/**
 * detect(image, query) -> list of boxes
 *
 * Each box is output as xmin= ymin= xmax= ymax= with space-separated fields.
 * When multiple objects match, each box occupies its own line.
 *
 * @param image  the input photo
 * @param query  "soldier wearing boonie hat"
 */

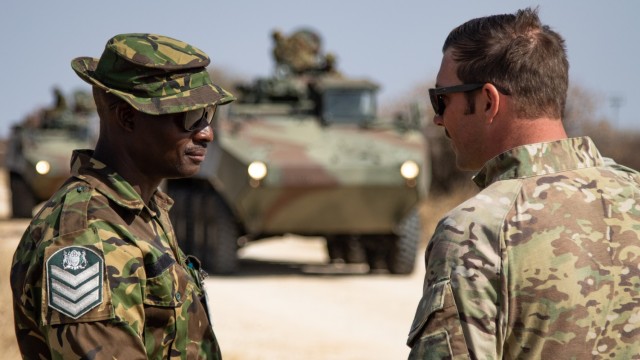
xmin=11 ymin=33 xmax=233 ymax=359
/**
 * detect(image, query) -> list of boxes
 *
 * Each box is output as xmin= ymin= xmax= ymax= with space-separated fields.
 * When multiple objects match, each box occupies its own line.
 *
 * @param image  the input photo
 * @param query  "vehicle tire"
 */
xmin=386 ymin=209 xmax=421 ymax=275
xmin=168 ymin=181 xmax=194 ymax=255
xmin=325 ymin=236 xmax=345 ymax=263
xmin=190 ymin=186 xmax=210 ymax=259
xmin=201 ymin=188 xmax=239 ymax=274
xmin=362 ymin=236 xmax=388 ymax=272
xmin=343 ymin=236 xmax=367 ymax=264
xmin=10 ymin=174 xmax=37 ymax=218
xmin=325 ymin=235 xmax=367 ymax=264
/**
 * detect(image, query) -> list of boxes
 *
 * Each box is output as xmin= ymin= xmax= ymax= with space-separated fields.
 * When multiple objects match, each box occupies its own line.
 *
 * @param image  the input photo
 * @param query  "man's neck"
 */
xmin=491 ymin=116 xmax=568 ymax=158
xmin=93 ymin=142 xmax=160 ymax=204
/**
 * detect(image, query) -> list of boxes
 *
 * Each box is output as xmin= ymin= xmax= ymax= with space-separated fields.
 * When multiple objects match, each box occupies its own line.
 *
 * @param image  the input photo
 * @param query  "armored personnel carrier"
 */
xmin=166 ymin=29 xmax=429 ymax=274
xmin=5 ymin=88 xmax=98 ymax=218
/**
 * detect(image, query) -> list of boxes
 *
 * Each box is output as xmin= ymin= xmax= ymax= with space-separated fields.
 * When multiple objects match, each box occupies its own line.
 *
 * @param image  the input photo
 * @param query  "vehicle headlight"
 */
xmin=400 ymin=160 xmax=419 ymax=180
xmin=35 ymin=160 xmax=51 ymax=175
xmin=248 ymin=161 xmax=268 ymax=181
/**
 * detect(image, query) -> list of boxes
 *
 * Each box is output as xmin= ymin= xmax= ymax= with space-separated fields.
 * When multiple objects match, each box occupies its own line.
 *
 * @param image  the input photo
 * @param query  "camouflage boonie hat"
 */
xmin=71 ymin=33 xmax=235 ymax=115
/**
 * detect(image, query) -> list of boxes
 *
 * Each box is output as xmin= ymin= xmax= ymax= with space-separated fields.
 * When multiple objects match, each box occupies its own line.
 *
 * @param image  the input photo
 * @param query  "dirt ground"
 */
xmin=1 ymin=219 xmax=28 ymax=360
xmin=0 ymin=168 xmax=473 ymax=359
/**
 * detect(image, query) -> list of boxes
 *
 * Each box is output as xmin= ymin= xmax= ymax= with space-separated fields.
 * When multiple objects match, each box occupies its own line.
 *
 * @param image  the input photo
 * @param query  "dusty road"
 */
xmin=0 ymin=170 xmax=427 ymax=360
xmin=208 ymin=238 xmax=425 ymax=360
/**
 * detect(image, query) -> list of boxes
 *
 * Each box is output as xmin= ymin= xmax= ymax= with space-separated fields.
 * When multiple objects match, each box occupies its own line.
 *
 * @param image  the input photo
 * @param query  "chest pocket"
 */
xmin=142 ymin=254 xmax=200 ymax=359
xmin=143 ymin=253 xmax=197 ymax=307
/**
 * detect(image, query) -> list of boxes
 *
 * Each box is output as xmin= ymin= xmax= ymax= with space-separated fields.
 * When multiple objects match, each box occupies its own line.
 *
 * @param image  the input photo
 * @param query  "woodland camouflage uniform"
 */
xmin=407 ymin=137 xmax=640 ymax=359
xmin=12 ymin=151 xmax=221 ymax=359
xmin=11 ymin=33 xmax=234 ymax=359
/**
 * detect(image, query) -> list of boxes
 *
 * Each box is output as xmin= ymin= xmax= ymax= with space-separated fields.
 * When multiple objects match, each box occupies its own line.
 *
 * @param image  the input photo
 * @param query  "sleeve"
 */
xmin=38 ymin=227 xmax=149 ymax=359
xmin=45 ymin=322 xmax=147 ymax=359
xmin=13 ymin=184 xmax=150 ymax=359
xmin=407 ymin=214 xmax=502 ymax=360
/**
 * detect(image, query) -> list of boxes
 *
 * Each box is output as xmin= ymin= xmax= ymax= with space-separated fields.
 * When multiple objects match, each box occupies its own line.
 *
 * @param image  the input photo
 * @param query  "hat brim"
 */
xmin=71 ymin=56 xmax=235 ymax=115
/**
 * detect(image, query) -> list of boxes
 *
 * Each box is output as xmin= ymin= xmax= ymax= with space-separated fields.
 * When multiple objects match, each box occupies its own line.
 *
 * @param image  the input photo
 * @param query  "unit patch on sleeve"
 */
xmin=46 ymin=246 xmax=104 ymax=319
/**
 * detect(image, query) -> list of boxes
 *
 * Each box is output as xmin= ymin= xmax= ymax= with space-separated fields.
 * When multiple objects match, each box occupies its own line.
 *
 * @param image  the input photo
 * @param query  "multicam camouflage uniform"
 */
xmin=11 ymin=150 xmax=221 ymax=359
xmin=407 ymin=137 xmax=640 ymax=359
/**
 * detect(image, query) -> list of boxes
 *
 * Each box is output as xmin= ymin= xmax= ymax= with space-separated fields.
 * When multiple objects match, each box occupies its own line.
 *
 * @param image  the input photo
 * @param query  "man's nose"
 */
xmin=193 ymin=124 xmax=214 ymax=142
xmin=432 ymin=114 xmax=444 ymax=127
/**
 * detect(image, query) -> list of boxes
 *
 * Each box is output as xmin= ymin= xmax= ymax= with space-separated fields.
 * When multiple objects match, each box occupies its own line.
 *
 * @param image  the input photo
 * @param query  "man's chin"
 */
xmin=173 ymin=164 xmax=201 ymax=179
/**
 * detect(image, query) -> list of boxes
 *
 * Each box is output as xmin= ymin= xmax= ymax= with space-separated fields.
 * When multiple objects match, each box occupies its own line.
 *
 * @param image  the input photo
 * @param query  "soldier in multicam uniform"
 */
xmin=10 ymin=33 xmax=235 ymax=359
xmin=407 ymin=8 xmax=640 ymax=360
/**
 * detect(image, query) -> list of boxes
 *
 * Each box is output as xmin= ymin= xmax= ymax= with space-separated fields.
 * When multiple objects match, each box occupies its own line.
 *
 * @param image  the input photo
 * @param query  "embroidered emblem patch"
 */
xmin=46 ymin=246 xmax=103 ymax=319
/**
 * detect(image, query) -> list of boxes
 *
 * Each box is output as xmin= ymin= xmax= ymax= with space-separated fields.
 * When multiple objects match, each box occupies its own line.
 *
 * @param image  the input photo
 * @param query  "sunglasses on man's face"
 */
xmin=428 ymin=83 xmax=485 ymax=116
xmin=183 ymin=105 xmax=217 ymax=132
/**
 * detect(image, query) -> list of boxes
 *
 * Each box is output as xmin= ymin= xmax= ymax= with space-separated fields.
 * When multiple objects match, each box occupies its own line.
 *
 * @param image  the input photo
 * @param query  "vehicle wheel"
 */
xmin=201 ymin=188 xmax=239 ymax=274
xmin=190 ymin=185 xmax=212 ymax=259
xmin=325 ymin=235 xmax=367 ymax=264
xmin=168 ymin=181 xmax=194 ymax=255
xmin=10 ymin=174 xmax=37 ymax=218
xmin=386 ymin=209 xmax=421 ymax=275
xmin=362 ymin=236 xmax=388 ymax=272
xmin=325 ymin=236 xmax=345 ymax=263
xmin=343 ymin=236 xmax=367 ymax=264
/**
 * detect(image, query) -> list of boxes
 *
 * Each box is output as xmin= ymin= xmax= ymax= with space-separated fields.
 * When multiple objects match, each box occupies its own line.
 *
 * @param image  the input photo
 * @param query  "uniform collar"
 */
xmin=473 ymin=137 xmax=604 ymax=188
xmin=70 ymin=149 xmax=173 ymax=214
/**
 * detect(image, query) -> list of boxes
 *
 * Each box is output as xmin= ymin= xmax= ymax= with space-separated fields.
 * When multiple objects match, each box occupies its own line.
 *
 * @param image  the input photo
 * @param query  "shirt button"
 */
xmin=175 ymin=292 xmax=181 ymax=301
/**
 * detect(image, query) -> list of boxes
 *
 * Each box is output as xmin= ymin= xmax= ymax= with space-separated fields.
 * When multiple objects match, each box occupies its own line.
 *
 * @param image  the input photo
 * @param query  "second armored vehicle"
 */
xmin=5 ymin=88 xmax=98 ymax=218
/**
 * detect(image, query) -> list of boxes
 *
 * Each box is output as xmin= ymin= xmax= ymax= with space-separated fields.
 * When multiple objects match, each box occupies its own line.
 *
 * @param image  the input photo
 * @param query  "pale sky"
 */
xmin=2 ymin=1 xmax=638 ymax=137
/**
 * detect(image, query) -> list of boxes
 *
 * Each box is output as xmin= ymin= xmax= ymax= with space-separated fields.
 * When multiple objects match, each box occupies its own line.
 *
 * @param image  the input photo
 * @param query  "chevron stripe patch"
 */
xmin=46 ymin=246 xmax=104 ymax=319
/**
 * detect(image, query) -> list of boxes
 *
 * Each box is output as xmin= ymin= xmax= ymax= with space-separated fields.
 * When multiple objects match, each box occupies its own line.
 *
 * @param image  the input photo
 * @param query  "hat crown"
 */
xmin=105 ymin=33 xmax=211 ymax=70
xmin=91 ymin=34 xmax=214 ymax=100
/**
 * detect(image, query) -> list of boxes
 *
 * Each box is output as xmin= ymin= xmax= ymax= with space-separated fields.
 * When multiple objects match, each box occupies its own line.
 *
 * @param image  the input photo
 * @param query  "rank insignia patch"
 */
xmin=46 ymin=246 xmax=104 ymax=319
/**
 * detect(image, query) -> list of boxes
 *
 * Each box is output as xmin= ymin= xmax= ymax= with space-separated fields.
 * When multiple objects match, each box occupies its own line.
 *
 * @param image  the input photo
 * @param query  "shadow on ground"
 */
xmin=210 ymin=257 xmax=405 ymax=278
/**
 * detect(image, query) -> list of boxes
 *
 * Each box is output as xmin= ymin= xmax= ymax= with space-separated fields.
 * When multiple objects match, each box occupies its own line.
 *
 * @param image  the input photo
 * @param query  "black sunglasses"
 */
xmin=428 ymin=83 xmax=485 ymax=116
xmin=183 ymin=105 xmax=217 ymax=132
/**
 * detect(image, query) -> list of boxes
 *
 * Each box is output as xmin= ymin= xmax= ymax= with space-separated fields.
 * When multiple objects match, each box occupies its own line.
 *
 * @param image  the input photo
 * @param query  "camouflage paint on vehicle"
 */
xmin=211 ymin=106 xmax=426 ymax=235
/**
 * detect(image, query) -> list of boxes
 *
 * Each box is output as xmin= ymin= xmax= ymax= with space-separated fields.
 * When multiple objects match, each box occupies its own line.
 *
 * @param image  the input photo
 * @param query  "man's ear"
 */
xmin=115 ymin=103 xmax=135 ymax=131
xmin=483 ymin=84 xmax=501 ymax=124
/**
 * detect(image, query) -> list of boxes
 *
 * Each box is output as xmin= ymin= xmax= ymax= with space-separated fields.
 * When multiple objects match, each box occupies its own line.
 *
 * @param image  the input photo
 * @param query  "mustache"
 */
xmin=185 ymin=143 xmax=208 ymax=155
xmin=186 ymin=143 xmax=208 ymax=150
